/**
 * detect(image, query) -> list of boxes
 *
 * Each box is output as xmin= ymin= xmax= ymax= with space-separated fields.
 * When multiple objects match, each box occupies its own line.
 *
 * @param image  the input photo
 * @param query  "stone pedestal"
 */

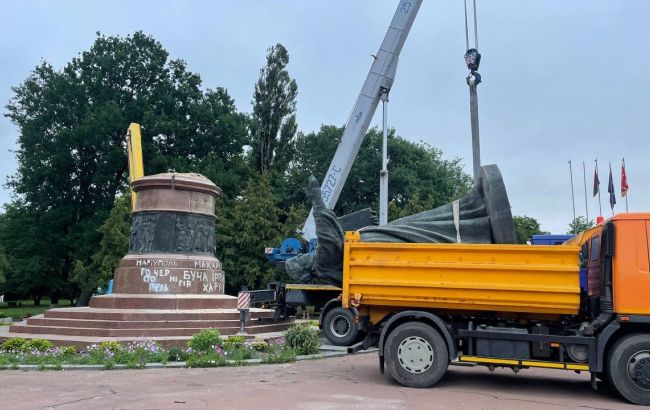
xmin=113 ymin=254 xmax=224 ymax=295
xmin=91 ymin=173 xmax=228 ymax=309
xmin=5 ymin=173 xmax=291 ymax=347
xmin=116 ymin=173 xmax=224 ymax=295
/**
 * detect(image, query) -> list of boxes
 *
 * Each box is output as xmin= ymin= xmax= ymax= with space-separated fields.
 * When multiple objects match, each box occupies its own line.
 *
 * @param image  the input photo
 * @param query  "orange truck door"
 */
xmin=613 ymin=219 xmax=650 ymax=314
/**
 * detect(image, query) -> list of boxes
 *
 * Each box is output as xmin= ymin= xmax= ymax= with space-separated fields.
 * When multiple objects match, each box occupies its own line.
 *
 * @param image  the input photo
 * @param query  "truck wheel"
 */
xmin=323 ymin=307 xmax=359 ymax=346
xmin=384 ymin=322 xmax=449 ymax=388
xmin=607 ymin=333 xmax=650 ymax=405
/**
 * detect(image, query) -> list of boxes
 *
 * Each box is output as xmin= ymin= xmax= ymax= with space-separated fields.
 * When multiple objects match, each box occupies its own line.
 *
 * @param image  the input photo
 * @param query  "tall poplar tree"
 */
xmin=250 ymin=44 xmax=298 ymax=173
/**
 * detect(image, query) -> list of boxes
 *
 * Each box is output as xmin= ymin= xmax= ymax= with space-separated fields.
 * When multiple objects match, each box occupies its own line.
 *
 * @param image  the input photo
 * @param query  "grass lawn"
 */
xmin=0 ymin=299 xmax=73 ymax=320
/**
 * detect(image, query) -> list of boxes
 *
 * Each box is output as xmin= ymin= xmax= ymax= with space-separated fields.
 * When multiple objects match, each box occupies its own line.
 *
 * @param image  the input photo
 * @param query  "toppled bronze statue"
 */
xmin=286 ymin=164 xmax=517 ymax=286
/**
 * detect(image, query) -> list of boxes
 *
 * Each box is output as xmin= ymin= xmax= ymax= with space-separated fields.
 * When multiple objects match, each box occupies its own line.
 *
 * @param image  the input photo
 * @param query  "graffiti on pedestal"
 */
xmin=135 ymin=258 xmax=224 ymax=294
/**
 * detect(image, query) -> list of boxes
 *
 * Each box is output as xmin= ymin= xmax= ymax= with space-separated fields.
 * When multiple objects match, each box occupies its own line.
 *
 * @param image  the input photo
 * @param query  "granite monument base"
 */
xmin=5 ymin=294 xmax=289 ymax=348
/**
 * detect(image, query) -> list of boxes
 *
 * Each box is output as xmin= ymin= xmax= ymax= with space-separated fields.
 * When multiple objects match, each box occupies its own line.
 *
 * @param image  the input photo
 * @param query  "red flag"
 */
xmin=621 ymin=160 xmax=629 ymax=197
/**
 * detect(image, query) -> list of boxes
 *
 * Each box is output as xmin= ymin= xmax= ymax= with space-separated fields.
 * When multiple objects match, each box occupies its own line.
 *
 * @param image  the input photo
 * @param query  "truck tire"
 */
xmin=323 ymin=307 xmax=359 ymax=346
xmin=606 ymin=333 xmax=650 ymax=405
xmin=384 ymin=322 xmax=449 ymax=388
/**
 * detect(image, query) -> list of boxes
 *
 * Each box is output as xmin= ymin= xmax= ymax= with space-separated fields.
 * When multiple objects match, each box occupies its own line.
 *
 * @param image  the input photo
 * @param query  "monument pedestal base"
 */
xmin=5 ymin=293 xmax=291 ymax=348
xmin=2 ymin=173 xmax=294 ymax=347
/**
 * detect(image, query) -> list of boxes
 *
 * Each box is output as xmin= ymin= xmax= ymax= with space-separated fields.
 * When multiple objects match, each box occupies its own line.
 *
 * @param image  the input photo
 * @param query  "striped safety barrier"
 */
xmin=237 ymin=292 xmax=251 ymax=310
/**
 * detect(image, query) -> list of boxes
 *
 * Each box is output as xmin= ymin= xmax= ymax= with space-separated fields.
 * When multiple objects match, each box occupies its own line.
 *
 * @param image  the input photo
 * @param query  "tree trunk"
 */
xmin=33 ymin=294 xmax=41 ymax=306
xmin=50 ymin=293 xmax=60 ymax=305
xmin=76 ymin=289 xmax=93 ymax=307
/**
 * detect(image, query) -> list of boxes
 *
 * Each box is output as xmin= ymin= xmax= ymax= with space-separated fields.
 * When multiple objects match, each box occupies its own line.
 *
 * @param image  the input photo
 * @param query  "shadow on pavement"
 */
xmin=439 ymin=367 xmax=623 ymax=404
xmin=376 ymin=364 xmax=630 ymax=407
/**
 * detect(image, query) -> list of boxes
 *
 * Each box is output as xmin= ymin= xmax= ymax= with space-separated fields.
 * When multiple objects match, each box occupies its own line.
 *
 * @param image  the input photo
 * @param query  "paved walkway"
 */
xmin=0 ymin=353 xmax=634 ymax=409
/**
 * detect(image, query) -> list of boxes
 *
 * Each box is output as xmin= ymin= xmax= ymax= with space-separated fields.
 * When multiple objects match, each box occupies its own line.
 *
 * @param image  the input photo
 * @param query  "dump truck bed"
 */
xmin=342 ymin=232 xmax=581 ymax=315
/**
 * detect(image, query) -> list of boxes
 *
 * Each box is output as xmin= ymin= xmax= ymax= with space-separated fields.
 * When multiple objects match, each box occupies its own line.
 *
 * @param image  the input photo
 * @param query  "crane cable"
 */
xmin=463 ymin=0 xmax=480 ymax=71
xmin=463 ymin=0 xmax=479 ymax=51
xmin=463 ymin=0 xmax=482 ymax=179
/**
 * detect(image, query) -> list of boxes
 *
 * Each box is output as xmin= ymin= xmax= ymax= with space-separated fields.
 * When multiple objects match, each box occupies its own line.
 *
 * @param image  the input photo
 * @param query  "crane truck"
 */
xmin=250 ymin=0 xmax=423 ymax=324
xmin=330 ymin=214 xmax=650 ymax=405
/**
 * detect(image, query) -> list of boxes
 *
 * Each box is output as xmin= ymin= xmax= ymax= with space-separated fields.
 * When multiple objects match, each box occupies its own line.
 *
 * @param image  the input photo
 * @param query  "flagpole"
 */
xmin=569 ymin=160 xmax=576 ymax=222
xmin=596 ymin=159 xmax=602 ymax=216
xmin=608 ymin=161 xmax=615 ymax=215
xmin=582 ymin=161 xmax=589 ymax=221
xmin=623 ymin=158 xmax=629 ymax=212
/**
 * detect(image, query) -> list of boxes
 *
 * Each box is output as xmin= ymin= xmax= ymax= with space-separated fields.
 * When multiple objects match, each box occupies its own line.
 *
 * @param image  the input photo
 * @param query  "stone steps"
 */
xmin=2 ymin=292 xmax=292 ymax=348
xmin=44 ymin=307 xmax=274 ymax=321
xmin=26 ymin=317 xmax=244 ymax=329
xmin=89 ymin=294 xmax=238 ymax=310
xmin=9 ymin=320 xmax=290 ymax=338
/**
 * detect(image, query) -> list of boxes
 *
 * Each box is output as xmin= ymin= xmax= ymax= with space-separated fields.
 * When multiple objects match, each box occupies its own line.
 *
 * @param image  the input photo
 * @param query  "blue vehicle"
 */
xmin=531 ymin=234 xmax=574 ymax=245
xmin=531 ymin=234 xmax=587 ymax=292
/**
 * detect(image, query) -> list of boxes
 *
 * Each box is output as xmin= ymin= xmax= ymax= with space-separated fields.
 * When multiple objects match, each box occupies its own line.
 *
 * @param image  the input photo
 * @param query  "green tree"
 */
xmin=249 ymin=44 xmax=298 ymax=173
xmin=513 ymin=215 xmax=547 ymax=244
xmin=4 ymin=32 xmax=249 ymax=303
xmin=217 ymin=175 xmax=286 ymax=293
xmin=72 ymin=193 xmax=131 ymax=305
xmin=0 ymin=203 xmax=58 ymax=305
xmin=0 ymin=214 xmax=8 ymax=285
xmin=156 ymin=87 xmax=251 ymax=196
xmin=568 ymin=216 xmax=595 ymax=235
xmin=286 ymin=125 xmax=471 ymax=217
xmin=388 ymin=191 xmax=436 ymax=221
xmin=282 ymin=203 xmax=309 ymax=238
xmin=0 ymin=247 xmax=7 ymax=284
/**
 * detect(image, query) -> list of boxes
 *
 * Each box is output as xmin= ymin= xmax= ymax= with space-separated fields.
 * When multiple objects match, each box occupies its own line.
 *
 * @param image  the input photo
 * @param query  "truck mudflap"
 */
xmin=377 ymin=310 xmax=457 ymax=374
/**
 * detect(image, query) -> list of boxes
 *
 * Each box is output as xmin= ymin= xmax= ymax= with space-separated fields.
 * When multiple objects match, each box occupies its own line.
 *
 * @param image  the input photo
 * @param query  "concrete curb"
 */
xmin=1 ymin=348 xmax=373 ymax=371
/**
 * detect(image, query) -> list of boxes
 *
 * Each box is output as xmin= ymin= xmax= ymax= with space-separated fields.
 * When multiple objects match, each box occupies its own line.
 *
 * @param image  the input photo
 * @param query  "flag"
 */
xmin=593 ymin=165 xmax=600 ymax=197
xmin=621 ymin=161 xmax=629 ymax=197
xmin=608 ymin=165 xmax=616 ymax=210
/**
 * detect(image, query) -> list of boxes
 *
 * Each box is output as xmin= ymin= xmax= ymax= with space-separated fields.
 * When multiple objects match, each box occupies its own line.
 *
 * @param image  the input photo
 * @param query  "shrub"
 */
xmin=223 ymin=336 xmax=246 ymax=351
xmin=1 ymin=338 xmax=28 ymax=352
xmin=24 ymin=339 xmax=54 ymax=352
xmin=167 ymin=347 xmax=187 ymax=362
xmin=188 ymin=329 xmax=222 ymax=353
xmin=59 ymin=346 xmax=77 ymax=356
xmin=285 ymin=324 xmax=320 ymax=355
xmin=227 ymin=348 xmax=254 ymax=361
xmin=250 ymin=341 xmax=270 ymax=352
xmin=98 ymin=341 xmax=121 ymax=354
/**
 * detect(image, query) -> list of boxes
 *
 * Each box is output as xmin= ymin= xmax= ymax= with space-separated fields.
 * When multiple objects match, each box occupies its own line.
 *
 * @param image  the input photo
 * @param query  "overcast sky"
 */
xmin=1 ymin=0 xmax=648 ymax=234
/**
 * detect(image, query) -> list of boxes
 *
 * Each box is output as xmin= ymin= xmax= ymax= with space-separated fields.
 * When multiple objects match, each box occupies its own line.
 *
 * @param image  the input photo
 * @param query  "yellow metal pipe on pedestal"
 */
xmin=126 ymin=123 xmax=144 ymax=210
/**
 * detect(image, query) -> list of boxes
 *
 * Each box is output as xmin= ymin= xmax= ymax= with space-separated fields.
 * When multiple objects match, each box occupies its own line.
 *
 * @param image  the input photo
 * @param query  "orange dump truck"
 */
xmin=319 ymin=213 xmax=650 ymax=405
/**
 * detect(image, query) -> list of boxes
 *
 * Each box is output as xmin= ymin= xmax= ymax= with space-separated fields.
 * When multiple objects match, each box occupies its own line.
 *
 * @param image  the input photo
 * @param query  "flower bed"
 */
xmin=0 ymin=324 xmax=320 ymax=370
